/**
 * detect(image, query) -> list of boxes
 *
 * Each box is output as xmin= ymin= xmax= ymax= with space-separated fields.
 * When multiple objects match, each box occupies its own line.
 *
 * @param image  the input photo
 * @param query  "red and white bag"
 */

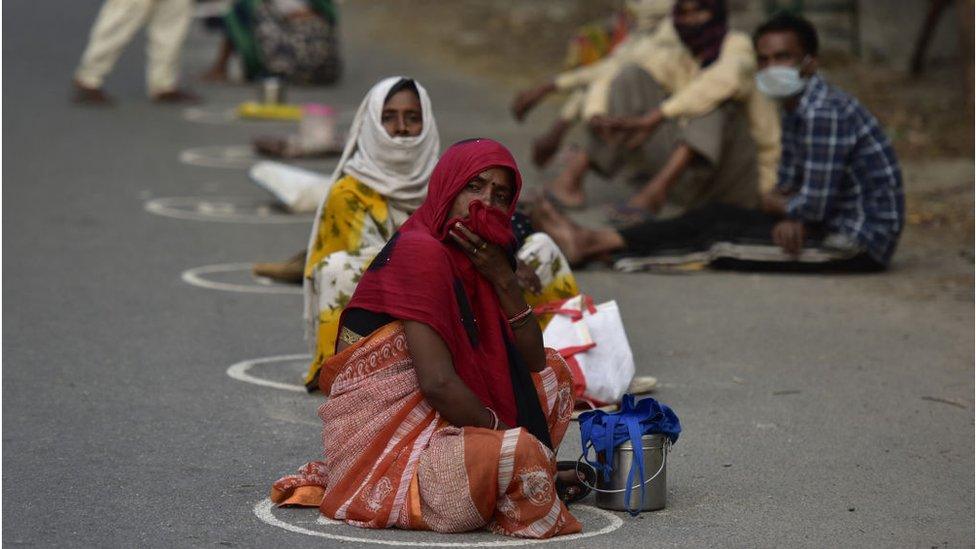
xmin=534 ymin=294 xmax=635 ymax=405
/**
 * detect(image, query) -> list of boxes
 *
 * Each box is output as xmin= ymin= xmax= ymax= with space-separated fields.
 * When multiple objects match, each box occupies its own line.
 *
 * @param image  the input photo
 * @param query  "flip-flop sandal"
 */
xmin=555 ymin=461 xmax=596 ymax=504
xmin=627 ymin=375 xmax=659 ymax=394
xmin=606 ymin=202 xmax=654 ymax=227
xmin=543 ymin=188 xmax=587 ymax=212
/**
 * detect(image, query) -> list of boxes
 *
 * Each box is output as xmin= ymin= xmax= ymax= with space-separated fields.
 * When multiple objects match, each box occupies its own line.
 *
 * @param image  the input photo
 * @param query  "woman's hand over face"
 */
xmin=515 ymin=259 xmax=543 ymax=294
xmin=449 ymin=222 xmax=517 ymax=289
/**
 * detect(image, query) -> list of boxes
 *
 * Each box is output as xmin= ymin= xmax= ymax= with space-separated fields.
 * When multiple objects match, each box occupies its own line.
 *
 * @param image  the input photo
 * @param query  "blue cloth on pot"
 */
xmin=578 ymin=394 xmax=681 ymax=515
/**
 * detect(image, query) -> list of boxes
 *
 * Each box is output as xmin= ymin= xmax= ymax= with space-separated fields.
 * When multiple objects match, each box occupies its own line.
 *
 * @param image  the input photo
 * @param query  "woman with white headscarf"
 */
xmin=300 ymin=76 xmax=441 ymax=389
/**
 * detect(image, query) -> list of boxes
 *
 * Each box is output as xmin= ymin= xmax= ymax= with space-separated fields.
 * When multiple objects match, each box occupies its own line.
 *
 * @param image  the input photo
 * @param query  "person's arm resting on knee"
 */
xmin=405 ymin=320 xmax=510 ymax=430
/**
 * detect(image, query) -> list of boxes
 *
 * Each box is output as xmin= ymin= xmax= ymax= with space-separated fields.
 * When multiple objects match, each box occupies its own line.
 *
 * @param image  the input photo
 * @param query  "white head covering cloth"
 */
xmin=340 ymin=77 xmax=439 ymax=214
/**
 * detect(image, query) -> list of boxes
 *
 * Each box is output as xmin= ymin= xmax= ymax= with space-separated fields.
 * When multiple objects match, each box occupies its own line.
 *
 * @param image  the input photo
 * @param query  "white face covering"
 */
xmin=756 ymin=59 xmax=810 ymax=99
xmin=340 ymin=77 xmax=441 ymax=216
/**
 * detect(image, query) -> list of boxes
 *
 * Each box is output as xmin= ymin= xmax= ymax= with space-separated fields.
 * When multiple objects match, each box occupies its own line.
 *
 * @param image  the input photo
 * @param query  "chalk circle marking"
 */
xmin=180 ymin=145 xmax=261 ymax=169
xmin=227 ymin=354 xmax=310 ymax=393
xmin=145 ymin=196 xmax=312 ymax=224
xmin=182 ymin=263 xmax=303 ymax=295
xmin=182 ymin=106 xmax=245 ymax=125
xmin=253 ymin=498 xmax=623 ymax=546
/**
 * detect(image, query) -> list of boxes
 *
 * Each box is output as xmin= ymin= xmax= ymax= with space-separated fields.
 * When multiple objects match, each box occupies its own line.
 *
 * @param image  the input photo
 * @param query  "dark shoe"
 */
xmin=252 ymin=250 xmax=307 ymax=284
xmin=72 ymin=80 xmax=113 ymax=105
xmin=152 ymin=88 xmax=201 ymax=104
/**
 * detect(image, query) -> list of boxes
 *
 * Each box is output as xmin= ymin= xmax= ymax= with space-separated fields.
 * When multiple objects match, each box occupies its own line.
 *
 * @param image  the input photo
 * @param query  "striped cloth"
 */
xmin=271 ymin=322 xmax=582 ymax=539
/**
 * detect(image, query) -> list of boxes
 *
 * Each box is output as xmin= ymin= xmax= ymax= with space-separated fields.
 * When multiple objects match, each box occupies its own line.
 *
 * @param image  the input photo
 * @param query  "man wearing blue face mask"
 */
xmin=530 ymin=13 xmax=904 ymax=273
xmin=750 ymin=12 xmax=904 ymax=269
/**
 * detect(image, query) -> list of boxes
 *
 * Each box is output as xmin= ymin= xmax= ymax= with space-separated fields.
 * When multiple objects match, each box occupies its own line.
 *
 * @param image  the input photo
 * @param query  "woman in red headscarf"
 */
xmin=270 ymin=139 xmax=584 ymax=538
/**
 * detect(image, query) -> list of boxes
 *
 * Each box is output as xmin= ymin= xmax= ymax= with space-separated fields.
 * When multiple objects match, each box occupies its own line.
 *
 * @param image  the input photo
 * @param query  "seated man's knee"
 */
xmin=611 ymin=63 xmax=656 ymax=88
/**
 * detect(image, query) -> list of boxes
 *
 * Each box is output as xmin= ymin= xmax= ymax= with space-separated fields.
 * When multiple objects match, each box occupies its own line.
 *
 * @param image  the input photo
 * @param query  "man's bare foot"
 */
xmin=532 ymin=198 xmax=627 ymax=266
xmin=543 ymin=148 xmax=588 ymax=209
xmin=72 ymin=80 xmax=113 ymax=105
xmin=152 ymin=88 xmax=201 ymax=104
xmin=530 ymin=198 xmax=584 ymax=265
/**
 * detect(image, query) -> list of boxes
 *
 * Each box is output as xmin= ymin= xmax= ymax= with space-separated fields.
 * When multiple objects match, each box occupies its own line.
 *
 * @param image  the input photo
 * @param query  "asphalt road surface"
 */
xmin=3 ymin=1 xmax=973 ymax=547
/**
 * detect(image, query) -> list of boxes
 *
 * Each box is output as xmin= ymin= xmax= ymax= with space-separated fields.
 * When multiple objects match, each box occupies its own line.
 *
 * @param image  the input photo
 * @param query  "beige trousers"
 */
xmin=74 ymin=0 xmax=193 ymax=96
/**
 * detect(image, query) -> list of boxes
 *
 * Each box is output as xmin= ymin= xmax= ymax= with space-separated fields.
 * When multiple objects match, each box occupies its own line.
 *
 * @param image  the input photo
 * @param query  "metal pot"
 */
xmin=582 ymin=433 xmax=670 ymax=513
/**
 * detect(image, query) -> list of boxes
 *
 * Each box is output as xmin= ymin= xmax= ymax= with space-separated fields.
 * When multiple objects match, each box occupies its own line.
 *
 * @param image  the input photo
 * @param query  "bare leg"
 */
xmin=627 ymin=144 xmax=696 ymax=212
xmin=543 ymin=148 xmax=589 ymax=209
xmin=203 ymin=37 xmax=233 ymax=81
xmin=532 ymin=119 xmax=571 ymax=168
xmin=530 ymin=199 xmax=625 ymax=265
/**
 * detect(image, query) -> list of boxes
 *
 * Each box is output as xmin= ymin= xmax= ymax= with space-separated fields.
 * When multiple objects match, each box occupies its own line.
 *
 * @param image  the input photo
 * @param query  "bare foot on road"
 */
xmin=531 ymin=198 xmax=627 ymax=266
xmin=530 ymin=198 xmax=584 ymax=265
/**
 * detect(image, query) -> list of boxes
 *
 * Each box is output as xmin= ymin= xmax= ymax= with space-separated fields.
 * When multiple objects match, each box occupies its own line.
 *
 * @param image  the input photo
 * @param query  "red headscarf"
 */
xmin=342 ymin=139 xmax=548 ymax=437
xmin=673 ymin=0 xmax=728 ymax=67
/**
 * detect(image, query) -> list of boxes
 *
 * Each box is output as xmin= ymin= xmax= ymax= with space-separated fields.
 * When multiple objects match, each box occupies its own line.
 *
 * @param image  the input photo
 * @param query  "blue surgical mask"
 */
xmin=756 ymin=60 xmax=810 ymax=99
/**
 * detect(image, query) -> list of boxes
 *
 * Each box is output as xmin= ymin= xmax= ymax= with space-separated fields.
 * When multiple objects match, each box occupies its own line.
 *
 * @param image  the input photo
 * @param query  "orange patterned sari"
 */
xmin=271 ymin=321 xmax=582 ymax=538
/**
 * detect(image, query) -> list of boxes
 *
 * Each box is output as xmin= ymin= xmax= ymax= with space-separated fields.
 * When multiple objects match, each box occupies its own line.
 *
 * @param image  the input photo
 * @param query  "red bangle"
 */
xmin=507 ymin=306 xmax=533 ymax=326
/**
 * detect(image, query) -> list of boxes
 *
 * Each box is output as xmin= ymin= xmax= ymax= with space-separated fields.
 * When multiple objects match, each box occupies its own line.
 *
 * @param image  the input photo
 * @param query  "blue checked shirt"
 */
xmin=776 ymin=75 xmax=904 ymax=264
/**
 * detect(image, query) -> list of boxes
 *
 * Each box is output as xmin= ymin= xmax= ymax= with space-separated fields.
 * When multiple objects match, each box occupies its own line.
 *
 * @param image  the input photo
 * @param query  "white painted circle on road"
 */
xmin=179 ymin=145 xmax=341 ymax=170
xmin=253 ymin=498 xmax=623 ymax=546
xmin=183 ymin=106 xmax=244 ymax=125
xmin=227 ymin=354 xmax=310 ymax=393
xmin=182 ymin=263 xmax=303 ymax=295
xmin=144 ymin=196 xmax=312 ymax=223
xmin=180 ymin=145 xmax=262 ymax=169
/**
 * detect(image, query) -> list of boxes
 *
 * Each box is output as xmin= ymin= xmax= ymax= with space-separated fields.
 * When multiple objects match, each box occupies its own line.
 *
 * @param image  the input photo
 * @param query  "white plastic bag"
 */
xmin=249 ymin=161 xmax=332 ymax=213
xmin=537 ymin=295 xmax=635 ymax=404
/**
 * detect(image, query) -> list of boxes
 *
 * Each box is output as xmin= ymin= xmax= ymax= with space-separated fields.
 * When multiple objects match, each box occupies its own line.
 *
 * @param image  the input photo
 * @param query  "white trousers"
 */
xmin=74 ymin=0 xmax=193 ymax=95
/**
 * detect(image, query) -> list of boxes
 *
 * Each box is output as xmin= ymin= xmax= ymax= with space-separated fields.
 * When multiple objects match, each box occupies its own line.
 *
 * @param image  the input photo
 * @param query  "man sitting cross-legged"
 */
xmin=531 ymin=13 xmax=904 ymax=273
